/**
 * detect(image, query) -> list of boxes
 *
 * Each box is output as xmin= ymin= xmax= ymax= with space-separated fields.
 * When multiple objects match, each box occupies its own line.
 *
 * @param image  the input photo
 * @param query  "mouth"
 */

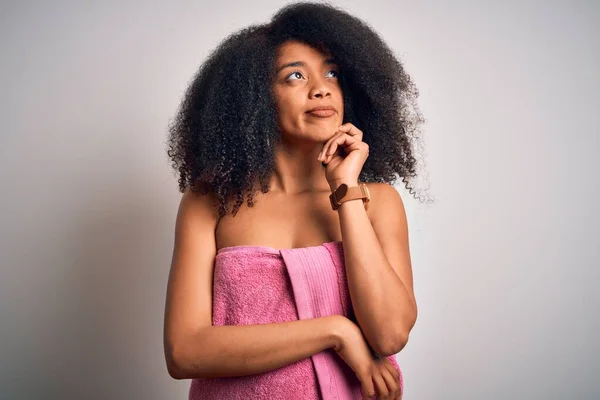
xmin=306 ymin=109 xmax=336 ymax=118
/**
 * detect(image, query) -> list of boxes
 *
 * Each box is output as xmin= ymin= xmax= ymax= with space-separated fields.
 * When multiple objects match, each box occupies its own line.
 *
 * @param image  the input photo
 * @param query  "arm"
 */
xmin=170 ymin=315 xmax=343 ymax=379
xmin=331 ymin=180 xmax=418 ymax=357
xmin=163 ymin=188 xmax=344 ymax=379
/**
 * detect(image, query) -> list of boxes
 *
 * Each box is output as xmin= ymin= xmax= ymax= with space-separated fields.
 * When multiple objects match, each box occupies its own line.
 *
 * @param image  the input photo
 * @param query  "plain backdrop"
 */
xmin=1 ymin=1 xmax=598 ymax=399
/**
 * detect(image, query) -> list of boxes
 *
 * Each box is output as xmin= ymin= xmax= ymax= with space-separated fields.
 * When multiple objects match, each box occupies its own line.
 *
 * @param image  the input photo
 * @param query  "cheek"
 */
xmin=277 ymin=109 xmax=302 ymax=132
xmin=273 ymin=92 xmax=290 ymax=114
xmin=275 ymin=97 xmax=303 ymax=125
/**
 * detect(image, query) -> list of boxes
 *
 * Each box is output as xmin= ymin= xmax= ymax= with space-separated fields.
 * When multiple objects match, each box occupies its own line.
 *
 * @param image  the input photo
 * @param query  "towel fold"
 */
xmin=188 ymin=241 xmax=403 ymax=400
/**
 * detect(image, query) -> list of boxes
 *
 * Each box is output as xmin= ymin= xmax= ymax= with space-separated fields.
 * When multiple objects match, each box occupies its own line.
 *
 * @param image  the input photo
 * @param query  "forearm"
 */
xmin=169 ymin=315 xmax=344 ymax=379
xmin=334 ymin=186 xmax=416 ymax=356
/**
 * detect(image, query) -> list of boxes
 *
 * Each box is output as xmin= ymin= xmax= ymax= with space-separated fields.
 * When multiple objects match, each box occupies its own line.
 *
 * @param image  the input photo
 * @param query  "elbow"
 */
xmin=166 ymin=359 xmax=185 ymax=380
xmin=165 ymin=341 xmax=190 ymax=380
xmin=380 ymin=303 xmax=418 ymax=356
xmin=376 ymin=330 xmax=410 ymax=358
xmin=165 ymin=327 xmax=213 ymax=380
xmin=376 ymin=301 xmax=418 ymax=357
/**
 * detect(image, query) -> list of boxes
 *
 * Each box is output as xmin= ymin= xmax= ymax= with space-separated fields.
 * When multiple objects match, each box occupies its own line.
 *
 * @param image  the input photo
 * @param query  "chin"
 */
xmin=315 ymin=128 xmax=338 ymax=138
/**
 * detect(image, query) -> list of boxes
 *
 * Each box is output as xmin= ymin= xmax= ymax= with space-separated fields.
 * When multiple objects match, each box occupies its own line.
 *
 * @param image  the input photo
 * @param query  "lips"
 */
xmin=307 ymin=109 xmax=336 ymax=117
xmin=306 ymin=106 xmax=337 ymax=117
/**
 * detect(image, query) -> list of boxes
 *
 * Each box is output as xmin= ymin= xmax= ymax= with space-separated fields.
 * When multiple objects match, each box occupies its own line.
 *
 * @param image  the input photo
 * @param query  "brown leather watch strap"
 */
xmin=329 ymin=183 xmax=370 ymax=210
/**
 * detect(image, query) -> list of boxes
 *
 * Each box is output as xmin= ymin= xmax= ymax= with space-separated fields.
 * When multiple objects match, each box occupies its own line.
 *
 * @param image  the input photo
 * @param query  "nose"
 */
xmin=308 ymin=76 xmax=332 ymax=99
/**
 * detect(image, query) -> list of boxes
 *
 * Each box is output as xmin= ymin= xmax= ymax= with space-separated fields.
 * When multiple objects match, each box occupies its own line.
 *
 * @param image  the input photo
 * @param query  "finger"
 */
xmin=327 ymin=134 xmax=363 ymax=163
xmin=328 ymin=133 xmax=360 ymax=161
xmin=324 ymin=131 xmax=345 ymax=162
xmin=361 ymin=377 xmax=376 ymax=400
xmin=326 ymin=136 xmax=343 ymax=163
xmin=319 ymin=131 xmax=344 ymax=162
xmin=379 ymin=363 xmax=399 ymax=400
xmin=338 ymin=123 xmax=363 ymax=141
xmin=383 ymin=358 xmax=402 ymax=399
xmin=382 ymin=358 xmax=402 ymax=399
xmin=372 ymin=370 xmax=391 ymax=400
xmin=382 ymin=358 xmax=400 ymax=382
xmin=386 ymin=360 xmax=402 ymax=400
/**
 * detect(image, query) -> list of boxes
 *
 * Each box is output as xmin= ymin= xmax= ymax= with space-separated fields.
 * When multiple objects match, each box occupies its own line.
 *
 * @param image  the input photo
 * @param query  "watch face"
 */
xmin=335 ymin=183 xmax=348 ymax=199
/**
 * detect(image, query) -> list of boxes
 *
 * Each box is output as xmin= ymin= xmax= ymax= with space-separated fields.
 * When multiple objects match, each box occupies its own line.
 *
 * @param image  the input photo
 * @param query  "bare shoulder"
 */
xmin=179 ymin=186 xmax=220 ymax=220
xmin=172 ymin=187 xmax=221 ymax=253
xmin=362 ymin=182 xmax=405 ymax=223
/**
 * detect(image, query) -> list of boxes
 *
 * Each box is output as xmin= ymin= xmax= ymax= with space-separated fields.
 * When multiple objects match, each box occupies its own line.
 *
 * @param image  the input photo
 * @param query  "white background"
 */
xmin=1 ymin=1 xmax=598 ymax=398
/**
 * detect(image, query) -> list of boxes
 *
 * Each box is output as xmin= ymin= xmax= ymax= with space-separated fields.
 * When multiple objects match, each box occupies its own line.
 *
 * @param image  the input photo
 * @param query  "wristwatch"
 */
xmin=329 ymin=182 xmax=371 ymax=211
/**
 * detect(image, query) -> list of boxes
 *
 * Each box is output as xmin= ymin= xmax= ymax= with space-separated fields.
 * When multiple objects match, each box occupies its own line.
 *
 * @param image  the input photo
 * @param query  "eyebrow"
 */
xmin=275 ymin=58 xmax=337 ymax=74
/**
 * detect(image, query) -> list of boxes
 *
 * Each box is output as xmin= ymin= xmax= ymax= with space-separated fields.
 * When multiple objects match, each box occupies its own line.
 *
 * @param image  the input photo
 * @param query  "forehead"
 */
xmin=275 ymin=40 xmax=334 ymax=63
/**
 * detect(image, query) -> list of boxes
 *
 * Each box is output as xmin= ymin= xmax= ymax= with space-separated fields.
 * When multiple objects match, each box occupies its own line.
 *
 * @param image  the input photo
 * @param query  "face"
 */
xmin=272 ymin=40 xmax=344 ymax=143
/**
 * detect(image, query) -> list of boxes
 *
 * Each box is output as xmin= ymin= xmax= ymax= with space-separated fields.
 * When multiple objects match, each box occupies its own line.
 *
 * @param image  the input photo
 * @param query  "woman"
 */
xmin=163 ymin=3 xmax=427 ymax=399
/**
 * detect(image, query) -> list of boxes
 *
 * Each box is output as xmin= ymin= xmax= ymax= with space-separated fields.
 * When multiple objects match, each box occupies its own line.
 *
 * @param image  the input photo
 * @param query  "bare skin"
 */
xmin=163 ymin=40 xmax=402 ymax=400
xmin=216 ymin=39 xmax=370 ymax=249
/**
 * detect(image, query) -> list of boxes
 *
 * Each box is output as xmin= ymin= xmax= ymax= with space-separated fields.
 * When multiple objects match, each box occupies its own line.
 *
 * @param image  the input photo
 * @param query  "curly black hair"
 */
xmin=166 ymin=1 xmax=432 ymax=218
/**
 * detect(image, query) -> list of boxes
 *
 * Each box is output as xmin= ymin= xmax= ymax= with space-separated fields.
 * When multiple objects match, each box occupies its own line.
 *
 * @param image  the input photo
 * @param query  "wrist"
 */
xmin=328 ymin=181 xmax=370 ymax=211
xmin=328 ymin=315 xmax=351 ymax=352
xmin=328 ymin=179 xmax=359 ymax=192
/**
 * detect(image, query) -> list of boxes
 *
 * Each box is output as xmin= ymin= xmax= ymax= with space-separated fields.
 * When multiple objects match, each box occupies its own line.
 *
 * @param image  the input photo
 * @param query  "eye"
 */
xmin=285 ymin=70 xmax=305 ymax=80
xmin=285 ymin=69 xmax=340 ymax=81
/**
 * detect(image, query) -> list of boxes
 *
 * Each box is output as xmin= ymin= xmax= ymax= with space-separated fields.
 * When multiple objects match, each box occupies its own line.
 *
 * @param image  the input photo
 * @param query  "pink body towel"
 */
xmin=189 ymin=240 xmax=403 ymax=399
